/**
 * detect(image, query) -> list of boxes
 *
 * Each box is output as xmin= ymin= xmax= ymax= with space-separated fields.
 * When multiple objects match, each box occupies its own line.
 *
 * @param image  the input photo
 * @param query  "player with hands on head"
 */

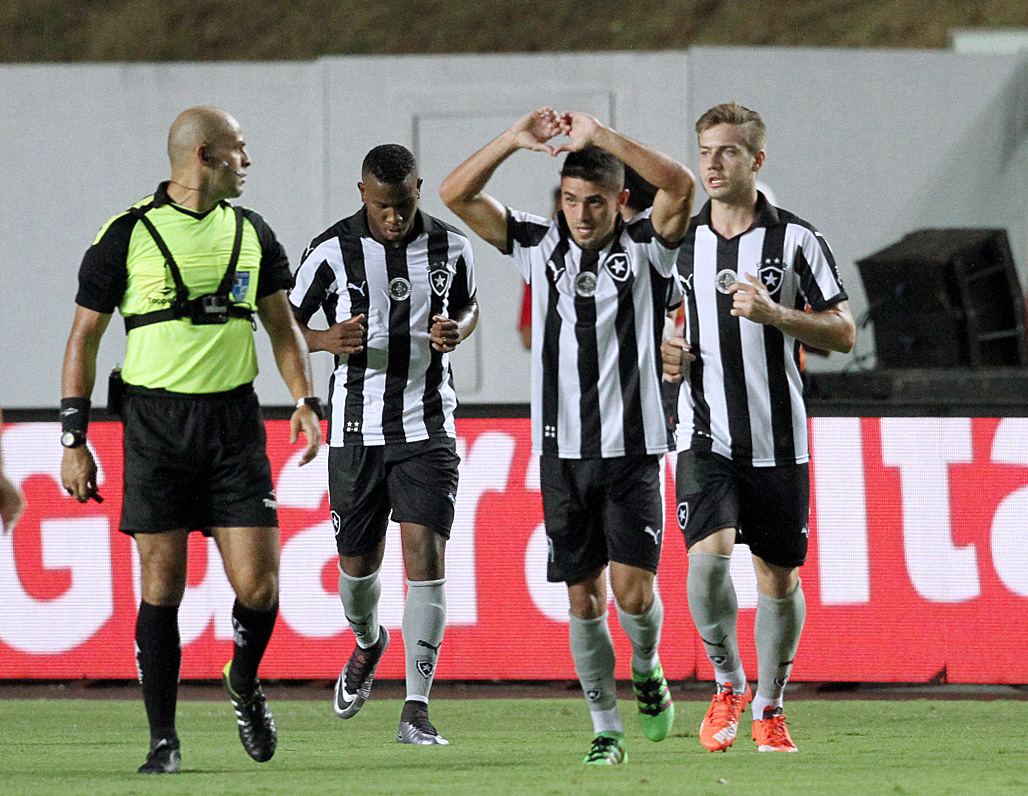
xmin=664 ymin=102 xmax=854 ymax=755
xmin=290 ymin=143 xmax=478 ymax=746
xmin=441 ymin=107 xmax=694 ymax=765
xmin=60 ymin=105 xmax=321 ymax=774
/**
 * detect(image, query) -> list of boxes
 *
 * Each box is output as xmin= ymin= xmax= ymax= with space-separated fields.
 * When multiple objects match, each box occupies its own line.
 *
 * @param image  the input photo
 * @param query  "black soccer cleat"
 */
xmin=137 ymin=737 xmax=181 ymax=774
xmin=397 ymin=700 xmax=449 ymax=745
xmin=334 ymin=626 xmax=390 ymax=719
xmin=223 ymin=660 xmax=277 ymax=762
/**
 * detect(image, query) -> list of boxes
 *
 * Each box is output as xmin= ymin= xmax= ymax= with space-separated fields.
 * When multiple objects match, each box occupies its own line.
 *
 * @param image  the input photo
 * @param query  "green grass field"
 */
xmin=1 ymin=697 xmax=1026 ymax=796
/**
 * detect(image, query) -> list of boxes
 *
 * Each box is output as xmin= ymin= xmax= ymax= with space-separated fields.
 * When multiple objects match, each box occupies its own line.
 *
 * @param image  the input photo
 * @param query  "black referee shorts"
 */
xmin=675 ymin=449 xmax=809 ymax=568
xmin=328 ymin=437 xmax=460 ymax=558
xmin=120 ymin=384 xmax=278 ymax=535
xmin=540 ymin=453 xmax=664 ymax=584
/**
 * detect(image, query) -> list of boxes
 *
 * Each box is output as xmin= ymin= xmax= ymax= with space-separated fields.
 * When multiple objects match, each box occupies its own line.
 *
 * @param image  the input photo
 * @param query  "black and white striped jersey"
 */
xmin=290 ymin=208 xmax=476 ymax=447
xmin=507 ymin=207 xmax=681 ymax=459
xmin=676 ymin=194 xmax=847 ymax=466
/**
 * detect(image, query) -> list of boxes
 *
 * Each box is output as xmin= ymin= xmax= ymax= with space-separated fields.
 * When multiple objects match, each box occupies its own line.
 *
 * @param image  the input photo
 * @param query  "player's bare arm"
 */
xmin=60 ymin=306 xmax=110 ymax=502
xmin=661 ymin=313 xmax=696 ymax=383
xmin=0 ymin=408 xmax=26 ymax=533
xmin=298 ymin=314 xmax=366 ymax=356
xmin=439 ymin=107 xmax=564 ymax=251
xmin=430 ymin=296 xmax=479 ymax=353
xmin=257 ymin=290 xmax=322 ymax=465
xmin=558 ymin=111 xmax=695 ymax=244
xmin=731 ymin=273 xmax=856 ymax=353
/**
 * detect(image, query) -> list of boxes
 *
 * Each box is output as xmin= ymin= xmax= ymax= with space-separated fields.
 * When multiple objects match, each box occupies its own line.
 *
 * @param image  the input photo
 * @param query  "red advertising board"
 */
xmin=2 ymin=416 xmax=1027 ymax=683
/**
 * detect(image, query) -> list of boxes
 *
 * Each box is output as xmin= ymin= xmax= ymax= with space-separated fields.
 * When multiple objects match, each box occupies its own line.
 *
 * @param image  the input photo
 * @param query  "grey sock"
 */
xmin=615 ymin=592 xmax=664 ymax=673
xmin=754 ymin=581 xmax=806 ymax=703
xmin=687 ymin=552 xmax=743 ymax=677
xmin=403 ymin=578 xmax=446 ymax=702
xmin=338 ymin=567 xmax=381 ymax=648
xmin=568 ymin=613 xmax=618 ymax=714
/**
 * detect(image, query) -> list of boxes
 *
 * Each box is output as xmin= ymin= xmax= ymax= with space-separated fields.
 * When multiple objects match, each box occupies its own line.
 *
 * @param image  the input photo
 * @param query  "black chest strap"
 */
xmin=123 ymin=205 xmax=252 ymax=332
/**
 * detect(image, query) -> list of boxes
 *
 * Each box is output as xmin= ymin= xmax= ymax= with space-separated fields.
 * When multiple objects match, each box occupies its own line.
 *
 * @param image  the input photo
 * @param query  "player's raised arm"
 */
xmin=557 ymin=111 xmax=694 ymax=244
xmin=439 ymin=107 xmax=564 ymax=251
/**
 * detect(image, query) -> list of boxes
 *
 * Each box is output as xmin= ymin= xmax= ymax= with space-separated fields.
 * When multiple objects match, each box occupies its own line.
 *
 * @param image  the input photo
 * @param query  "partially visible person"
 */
xmin=0 ymin=407 xmax=26 ymax=534
xmin=60 ymin=106 xmax=321 ymax=774
xmin=664 ymin=102 xmax=854 ymax=754
xmin=441 ymin=107 xmax=694 ymax=765
xmin=290 ymin=144 xmax=478 ymax=745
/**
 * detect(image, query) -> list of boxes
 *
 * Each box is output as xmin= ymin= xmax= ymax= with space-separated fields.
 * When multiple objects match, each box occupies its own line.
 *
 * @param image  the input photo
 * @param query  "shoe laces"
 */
xmin=585 ymin=735 xmax=623 ymax=763
xmin=756 ymin=712 xmax=791 ymax=745
xmin=633 ymin=673 xmax=670 ymax=715
xmin=345 ymin=636 xmax=384 ymax=692
xmin=708 ymin=684 xmax=743 ymax=722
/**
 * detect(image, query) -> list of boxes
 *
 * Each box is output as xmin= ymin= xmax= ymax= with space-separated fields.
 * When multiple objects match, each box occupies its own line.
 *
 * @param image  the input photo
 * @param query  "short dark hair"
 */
xmin=623 ymin=165 xmax=656 ymax=214
xmin=560 ymin=145 xmax=625 ymax=192
xmin=362 ymin=144 xmax=417 ymax=183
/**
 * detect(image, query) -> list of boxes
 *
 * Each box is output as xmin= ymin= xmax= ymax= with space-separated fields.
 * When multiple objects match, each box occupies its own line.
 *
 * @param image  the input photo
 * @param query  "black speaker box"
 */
xmin=856 ymin=229 xmax=1027 ymax=368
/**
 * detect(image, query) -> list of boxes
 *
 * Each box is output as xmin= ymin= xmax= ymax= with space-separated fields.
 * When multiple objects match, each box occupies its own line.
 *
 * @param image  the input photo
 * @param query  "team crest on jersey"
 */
xmin=575 ymin=271 xmax=598 ymax=297
xmin=715 ymin=269 xmax=737 ymax=294
xmin=429 ymin=267 xmax=453 ymax=297
xmin=231 ymin=272 xmax=250 ymax=302
xmin=605 ymin=252 xmax=631 ymax=282
xmin=389 ymin=277 xmax=412 ymax=301
xmin=757 ymin=258 xmax=784 ymax=296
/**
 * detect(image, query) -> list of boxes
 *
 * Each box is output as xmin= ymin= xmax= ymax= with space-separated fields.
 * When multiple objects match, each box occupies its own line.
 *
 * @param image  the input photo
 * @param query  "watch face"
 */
xmin=61 ymin=431 xmax=84 ymax=448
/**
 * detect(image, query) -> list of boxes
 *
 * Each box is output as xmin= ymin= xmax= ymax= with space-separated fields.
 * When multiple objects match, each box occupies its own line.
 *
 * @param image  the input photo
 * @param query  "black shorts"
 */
xmin=120 ymin=384 xmax=278 ymax=535
xmin=540 ymin=453 xmax=664 ymax=584
xmin=675 ymin=450 xmax=809 ymax=568
xmin=328 ymin=437 xmax=460 ymax=558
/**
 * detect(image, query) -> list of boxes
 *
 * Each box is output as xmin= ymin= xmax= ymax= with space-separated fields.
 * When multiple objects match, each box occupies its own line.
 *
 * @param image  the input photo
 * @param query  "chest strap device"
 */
xmin=123 ymin=205 xmax=254 ymax=332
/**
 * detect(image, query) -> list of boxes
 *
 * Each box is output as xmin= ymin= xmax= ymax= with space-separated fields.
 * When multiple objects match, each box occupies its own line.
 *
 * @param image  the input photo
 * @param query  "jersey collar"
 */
xmin=152 ymin=181 xmax=229 ymax=220
xmin=696 ymin=190 xmax=780 ymax=232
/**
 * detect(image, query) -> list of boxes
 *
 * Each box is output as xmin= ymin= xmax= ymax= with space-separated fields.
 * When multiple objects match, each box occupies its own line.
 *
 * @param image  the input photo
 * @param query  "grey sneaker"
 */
xmin=334 ymin=626 xmax=390 ymax=719
xmin=137 ymin=737 xmax=181 ymax=774
xmin=397 ymin=701 xmax=449 ymax=745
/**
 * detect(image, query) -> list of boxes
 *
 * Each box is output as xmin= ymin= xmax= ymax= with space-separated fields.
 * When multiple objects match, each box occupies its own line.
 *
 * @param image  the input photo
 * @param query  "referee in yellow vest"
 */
xmin=60 ymin=106 xmax=322 ymax=774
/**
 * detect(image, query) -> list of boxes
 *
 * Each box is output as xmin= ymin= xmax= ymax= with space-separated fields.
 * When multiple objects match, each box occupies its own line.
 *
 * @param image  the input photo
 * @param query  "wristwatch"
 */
xmin=61 ymin=430 xmax=87 ymax=449
xmin=295 ymin=396 xmax=324 ymax=420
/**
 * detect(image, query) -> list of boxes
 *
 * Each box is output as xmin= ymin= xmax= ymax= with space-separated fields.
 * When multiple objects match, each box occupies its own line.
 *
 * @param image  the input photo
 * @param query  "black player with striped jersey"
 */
xmin=441 ymin=108 xmax=695 ymax=765
xmin=663 ymin=103 xmax=855 ymax=754
xmin=290 ymin=144 xmax=478 ymax=746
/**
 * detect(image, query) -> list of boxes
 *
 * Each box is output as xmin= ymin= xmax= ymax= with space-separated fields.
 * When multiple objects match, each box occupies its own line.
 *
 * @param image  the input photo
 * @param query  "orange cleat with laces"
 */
xmin=698 ymin=682 xmax=752 ymax=751
xmin=752 ymin=707 xmax=798 ymax=752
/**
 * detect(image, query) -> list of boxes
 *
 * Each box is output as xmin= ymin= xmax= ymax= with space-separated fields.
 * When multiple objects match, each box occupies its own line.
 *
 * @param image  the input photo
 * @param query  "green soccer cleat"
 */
xmin=631 ymin=662 xmax=675 ymax=742
xmin=583 ymin=731 xmax=627 ymax=765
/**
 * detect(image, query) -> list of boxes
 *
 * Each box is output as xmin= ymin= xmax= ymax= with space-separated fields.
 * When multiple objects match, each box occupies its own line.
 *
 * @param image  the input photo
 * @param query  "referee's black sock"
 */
xmin=135 ymin=601 xmax=181 ymax=744
xmin=229 ymin=599 xmax=278 ymax=695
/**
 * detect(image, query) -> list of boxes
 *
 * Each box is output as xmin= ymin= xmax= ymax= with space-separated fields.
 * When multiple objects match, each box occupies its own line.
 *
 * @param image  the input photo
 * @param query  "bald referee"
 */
xmin=60 ymin=106 xmax=321 ymax=773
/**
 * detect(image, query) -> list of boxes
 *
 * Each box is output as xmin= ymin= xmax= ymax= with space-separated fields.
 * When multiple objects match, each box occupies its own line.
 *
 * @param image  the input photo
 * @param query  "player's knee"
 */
xmin=235 ymin=572 xmax=279 ymax=611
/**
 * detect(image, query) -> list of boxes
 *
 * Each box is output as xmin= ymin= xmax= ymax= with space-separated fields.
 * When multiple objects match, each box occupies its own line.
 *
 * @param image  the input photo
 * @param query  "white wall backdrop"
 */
xmin=3 ymin=48 xmax=1027 ymax=408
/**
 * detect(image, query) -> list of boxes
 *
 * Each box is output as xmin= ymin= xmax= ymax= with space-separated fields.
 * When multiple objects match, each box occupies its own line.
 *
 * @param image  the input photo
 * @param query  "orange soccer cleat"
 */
xmin=752 ymin=707 xmax=798 ymax=752
xmin=698 ymin=682 xmax=752 ymax=752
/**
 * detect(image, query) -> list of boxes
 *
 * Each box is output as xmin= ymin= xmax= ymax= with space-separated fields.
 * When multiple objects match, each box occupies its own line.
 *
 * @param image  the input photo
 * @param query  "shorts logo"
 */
xmin=801 ymin=524 xmax=809 ymax=537
xmin=574 ymin=271 xmax=597 ymax=298
xmin=715 ymin=269 xmax=737 ymax=294
xmin=416 ymin=660 xmax=435 ymax=679
xmin=389 ymin=277 xmax=412 ymax=301
xmin=547 ymin=537 xmax=555 ymax=563
xmin=605 ymin=252 xmax=630 ymax=282
xmin=263 ymin=490 xmax=277 ymax=510
xmin=232 ymin=271 xmax=251 ymax=302
xmin=331 ymin=510 xmax=341 ymax=534
xmin=676 ymin=502 xmax=689 ymax=530
xmin=430 ymin=267 xmax=453 ymax=297
xmin=757 ymin=258 xmax=784 ymax=296
xmin=642 ymin=525 xmax=661 ymax=545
